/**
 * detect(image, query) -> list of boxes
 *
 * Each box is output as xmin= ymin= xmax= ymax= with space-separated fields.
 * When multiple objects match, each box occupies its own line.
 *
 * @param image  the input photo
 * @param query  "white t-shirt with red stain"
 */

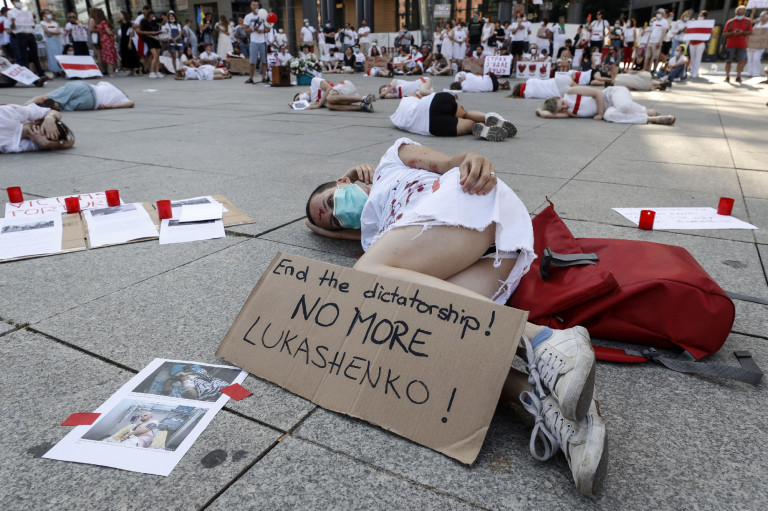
xmin=359 ymin=138 xmax=535 ymax=303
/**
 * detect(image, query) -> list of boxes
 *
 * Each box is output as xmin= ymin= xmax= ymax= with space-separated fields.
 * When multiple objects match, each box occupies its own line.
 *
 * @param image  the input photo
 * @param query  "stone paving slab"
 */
xmin=0 ymin=237 xmax=245 ymax=325
xmin=0 ymin=329 xmax=280 ymax=510
xmin=210 ymin=436 xmax=477 ymax=511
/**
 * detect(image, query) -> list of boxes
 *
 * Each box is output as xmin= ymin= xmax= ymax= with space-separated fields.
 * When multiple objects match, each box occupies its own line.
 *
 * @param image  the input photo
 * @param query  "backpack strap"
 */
xmin=623 ymin=347 xmax=763 ymax=385
xmin=539 ymin=247 xmax=599 ymax=281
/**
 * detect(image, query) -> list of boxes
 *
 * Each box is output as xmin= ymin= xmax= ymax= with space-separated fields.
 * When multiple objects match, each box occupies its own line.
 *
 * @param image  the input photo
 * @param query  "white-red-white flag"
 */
xmin=683 ymin=20 xmax=715 ymax=42
xmin=55 ymin=55 xmax=103 ymax=78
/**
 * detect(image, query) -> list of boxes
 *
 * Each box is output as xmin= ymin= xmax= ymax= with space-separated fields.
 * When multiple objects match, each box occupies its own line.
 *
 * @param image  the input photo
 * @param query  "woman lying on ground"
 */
xmin=390 ymin=91 xmax=517 ymax=141
xmin=536 ymin=85 xmax=675 ymax=124
xmin=590 ymin=69 xmax=671 ymax=91
xmin=378 ymin=77 xmax=434 ymax=99
xmin=304 ymin=138 xmax=607 ymax=497
xmin=291 ymin=77 xmax=376 ymax=112
xmin=25 ymin=81 xmax=134 ymax=111
xmin=0 ymin=104 xmax=75 ymax=153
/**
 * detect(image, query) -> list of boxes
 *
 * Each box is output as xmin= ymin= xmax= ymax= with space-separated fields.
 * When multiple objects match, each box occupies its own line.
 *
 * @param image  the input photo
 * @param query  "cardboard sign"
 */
xmin=748 ymin=27 xmax=768 ymax=50
xmin=434 ymin=4 xmax=451 ymax=18
xmin=56 ymin=55 xmax=103 ymax=79
xmin=1 ymin=63 xmax=39 ymax=85
xmin=217 ymin=253 xmax=527 ymax=464
xmin=461 ymin=57 xmax=485 ymax=74
xmin=364 ymin=56 xmax=390 ymax=73
xmin=483 ymin=55 xmax=512 ymax=76
xmin=516 ymin=61 xmax=550 ymax=79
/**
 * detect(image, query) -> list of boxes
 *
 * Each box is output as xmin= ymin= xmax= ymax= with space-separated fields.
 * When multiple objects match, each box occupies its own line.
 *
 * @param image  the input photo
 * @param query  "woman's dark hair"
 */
xmin=306 ymin=181 xmax=337 ymax=227
xmin=370 ymin=46 xmax=380 ymax=56
xmin=509 ymin=82 xmax=523 ymax=97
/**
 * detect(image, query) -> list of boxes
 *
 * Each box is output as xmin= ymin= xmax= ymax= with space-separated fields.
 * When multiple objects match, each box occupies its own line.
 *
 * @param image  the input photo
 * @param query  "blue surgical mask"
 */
xmin=675 ymin=50 xmax=681 ymax=56
xmin=333 ymin=184 xmax=367 ymax=229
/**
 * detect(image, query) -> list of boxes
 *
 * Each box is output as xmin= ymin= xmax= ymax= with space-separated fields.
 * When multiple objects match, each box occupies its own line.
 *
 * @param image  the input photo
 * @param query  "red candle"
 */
xmin=64 ymin=197 xmax=81 ymax=214
xmin=7 ymin=186 xmax=23 ymax=203
xmin=156 ymin=200 xmax=173 ymax=220
xmin=105 ymin=189 xmax=120 ymax=207
xmin=638 ymin=210 xmax=655 ymax=230
xmin=717 ymin=197 xmax=734 ymax=216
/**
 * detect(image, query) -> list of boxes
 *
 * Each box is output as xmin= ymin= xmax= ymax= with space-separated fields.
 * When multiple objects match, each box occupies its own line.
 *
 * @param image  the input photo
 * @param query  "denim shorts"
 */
xmin=725 ymin=47 xmax=747 ymax=63
xmin=250 ymin=41 xmax=267 ymax=65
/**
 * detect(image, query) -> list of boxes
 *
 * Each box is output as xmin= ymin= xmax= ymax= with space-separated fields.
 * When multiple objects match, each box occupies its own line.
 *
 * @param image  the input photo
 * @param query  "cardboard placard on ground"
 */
xmin=228 ymin=57 xmax=249 ymax=74
xmin=516 ymin=61 xmax=550 ymax=79
xmin=748 ymin=27 xmax=768 ymax=50
xmin=217 ymin=253 xmax=527 ymax=464
xmin=0 ymin=213 xmax=87 ymax=263
xmin=462 ymin=57 xmax=485 ymax=75
xmin=484 ymin=55 xmax=512 ymax=76
xmin=364 ymin=56 xmax=390 ymax=73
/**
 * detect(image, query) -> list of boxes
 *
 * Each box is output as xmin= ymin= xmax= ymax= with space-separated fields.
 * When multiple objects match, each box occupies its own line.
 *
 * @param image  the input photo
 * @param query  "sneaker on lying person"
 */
xmin=523 ymin=327 xmax=595 ymax=422
xmin=520 ymin=392 xmax=608 ymax=498
xmin=484 ymin=112 xmax=517 ymax=138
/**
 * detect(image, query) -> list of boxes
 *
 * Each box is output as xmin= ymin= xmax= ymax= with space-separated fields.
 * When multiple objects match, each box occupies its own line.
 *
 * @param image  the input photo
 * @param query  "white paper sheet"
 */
xmin=4 ymin=191 xmax=124 ymax=218
xmin=613 ymin=207 xmax=758 ymax=230
xmin=170 ymin=196 xmax=229 ymax=215
xmin=0 ymin=213 xmax=62 ymax=259
xmin=83 ymin=203 xmax=159 ymax=248
xmin=159 ymin=219 xmax=226 ymax=245
xmin=179 ymin=202 xmax=223 ymax=223
xmin=43 ymin=358 xmax=247 ymax=476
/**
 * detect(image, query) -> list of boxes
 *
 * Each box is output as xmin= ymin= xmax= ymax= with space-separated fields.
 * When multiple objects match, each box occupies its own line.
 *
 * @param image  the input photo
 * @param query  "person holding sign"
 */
xmin=0 ymin=104 xmax=75 ymax=153
xmin=536 ymin=85 xmax=675 ymax=125
xmin=303 ymin=139 xmax=607 ymax=497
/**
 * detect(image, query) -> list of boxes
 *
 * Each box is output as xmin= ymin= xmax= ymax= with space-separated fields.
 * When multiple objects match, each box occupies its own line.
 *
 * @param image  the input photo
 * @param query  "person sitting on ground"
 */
xmin=303 ymin=139 xmax=606 ymax=498
xmin=557 ymin=48 xmax=573 ymax=71
xmin=1 ymin=103 xmax=75 ymax=153
xmin=378 ymin=77 xmax=434 ymax=99
xmin=420 ymin=43 xmax=435 ymax=70
xmin=509 ymin=73 xmax=574 ymax=99
xmin=291 ymin=77 xmax=376 ymax=112
xmin=25 ymin=82 xmax=134 ymax=111
xmin=342 ymin=46 xmax=357 ymax=72
xmin=657 ymin=44 xmax=688 ymax=81
xmin=450 ymin=71 xmax=510 ymax=92
xmin=390 ymin=91 xmax=516 ymax=141
xmin=426 ymin=54 xmax=452 ymax=75
xmin=536 ymin=85 xmax=675 ymax=124
xmin=394 ymin=45 xmax=424 ymax=75
xmin=198 ymin=42 xmax=220 ymax=65
xmin=324 ymin=47 xmax=342 ymax=73
xmin=276 ymin=44 xmax=292 ymax=66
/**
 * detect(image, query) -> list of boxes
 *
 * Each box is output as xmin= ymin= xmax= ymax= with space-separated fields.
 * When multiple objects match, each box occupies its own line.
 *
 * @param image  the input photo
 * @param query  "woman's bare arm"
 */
xmin=305 ymin=219 xmax=361 ymax=240
xmin=398 ymin=144 xmax=497 ymax=195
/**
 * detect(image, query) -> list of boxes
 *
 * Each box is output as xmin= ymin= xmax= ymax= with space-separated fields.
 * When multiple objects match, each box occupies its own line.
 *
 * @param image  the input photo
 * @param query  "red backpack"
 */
xmin=508 ymin=203 xmax=762 ymax=384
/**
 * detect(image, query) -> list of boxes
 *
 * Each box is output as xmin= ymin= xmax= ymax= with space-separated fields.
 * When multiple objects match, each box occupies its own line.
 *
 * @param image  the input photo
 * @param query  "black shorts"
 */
xmin=428 ymin=92 xmax=458 ymax=137
xmin=661 ymin=41 xmax=672 ymax=56
xmin=142 ymin=36 xmax=161 ymax=50
xmin=590 ymin=39 xmax=604 ymax=50
xmin=489 ymin=72 xmax=499 ymax=92
xmin=511 ymin=41 xmax=526 ymax=55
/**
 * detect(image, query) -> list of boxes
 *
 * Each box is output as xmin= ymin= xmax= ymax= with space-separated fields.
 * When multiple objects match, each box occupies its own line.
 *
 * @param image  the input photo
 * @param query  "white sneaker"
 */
xmin=520 ymin=393 xmax=608 ymax=498
xmin=485 ymin=112 xmax=517 ymax=138
xmin=523 ymin=327 xmax=595 ymax=421
xmin=149 ymin=72 xmax=159 ymax=78
xmin=471 ymin=123 xmax=507 ymax=142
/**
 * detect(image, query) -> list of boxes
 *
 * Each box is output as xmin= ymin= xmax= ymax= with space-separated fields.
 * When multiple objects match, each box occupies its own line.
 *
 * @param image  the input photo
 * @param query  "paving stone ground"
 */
xmin=1 ymin=69 xmax=767 ymax=511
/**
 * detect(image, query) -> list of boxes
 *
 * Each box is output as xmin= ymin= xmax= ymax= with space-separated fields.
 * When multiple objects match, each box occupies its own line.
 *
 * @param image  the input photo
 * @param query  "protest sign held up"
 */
xmin=217 ymin=253 xmax=528 ymax=464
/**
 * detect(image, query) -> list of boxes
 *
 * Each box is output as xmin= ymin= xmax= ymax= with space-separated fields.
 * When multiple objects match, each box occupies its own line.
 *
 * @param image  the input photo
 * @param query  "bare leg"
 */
xmin=327 ymin=94 xmax=365 ymax=105
xmin=725 ymin=61 xmax=732 ymax=80
xmin=355 ymin=225 xmax=545 ymax=340
xmin=501 ymin=368 xmax=533 ymax=401
xmin=736 ymin=60 xmax=746 ymax=80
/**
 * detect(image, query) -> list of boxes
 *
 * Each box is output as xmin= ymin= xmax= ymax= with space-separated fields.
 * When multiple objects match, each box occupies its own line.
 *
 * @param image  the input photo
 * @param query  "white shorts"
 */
xmin=331 ymin=80 xmax=357 ymax=96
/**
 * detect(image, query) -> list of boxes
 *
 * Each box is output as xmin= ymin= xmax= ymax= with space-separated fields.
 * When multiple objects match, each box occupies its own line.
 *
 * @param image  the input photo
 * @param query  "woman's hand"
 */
xmin=593 ymin=114 xmax=603 ymax=121
xmin=459 ymin=152 xmax=497 ymax=195
xmin=39 ymin=115 xmax=58 ymax=139
xmin=344 ymin=163 xmax=375 ymax=184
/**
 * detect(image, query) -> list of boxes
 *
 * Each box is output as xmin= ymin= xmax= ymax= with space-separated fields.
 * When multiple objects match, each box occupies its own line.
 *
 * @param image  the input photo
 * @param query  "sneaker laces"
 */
xmin=520 ymin=391 xmax=578 ymax=463
xmin=523 ymin=335 xmax=565 ymax=397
